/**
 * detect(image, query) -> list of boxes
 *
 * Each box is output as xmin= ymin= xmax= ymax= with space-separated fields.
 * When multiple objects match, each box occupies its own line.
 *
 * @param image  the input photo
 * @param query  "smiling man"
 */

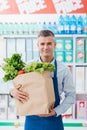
xmin=37 ymin=31 xmax=56 ymax=63
xmin=10 ymin=30 xmax=75 ymax=130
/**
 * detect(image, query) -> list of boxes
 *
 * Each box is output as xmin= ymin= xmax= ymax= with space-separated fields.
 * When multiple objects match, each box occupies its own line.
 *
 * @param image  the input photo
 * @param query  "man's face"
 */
xmin=37 ymin=36 xmax=56 ymax=58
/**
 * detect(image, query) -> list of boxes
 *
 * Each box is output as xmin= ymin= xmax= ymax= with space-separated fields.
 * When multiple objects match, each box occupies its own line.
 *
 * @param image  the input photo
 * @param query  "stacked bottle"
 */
xmin=41 ymin=14 xmax=87 ymax=35
xmin=0 ymin=14 xmax=87 ymax=35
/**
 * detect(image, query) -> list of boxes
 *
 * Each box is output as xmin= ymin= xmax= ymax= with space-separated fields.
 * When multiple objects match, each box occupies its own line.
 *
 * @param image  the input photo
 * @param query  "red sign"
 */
xmin=0 ymin=0 xmax=87 ymax=14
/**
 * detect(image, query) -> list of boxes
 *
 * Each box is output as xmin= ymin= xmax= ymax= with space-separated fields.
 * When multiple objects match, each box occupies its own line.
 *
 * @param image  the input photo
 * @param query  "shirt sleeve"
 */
xmin=54 ymin=67 xmax=76 ymax=117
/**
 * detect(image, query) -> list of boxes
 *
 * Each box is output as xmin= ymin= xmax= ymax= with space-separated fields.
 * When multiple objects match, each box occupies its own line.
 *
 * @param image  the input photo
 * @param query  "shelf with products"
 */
xmin=0 ymin=119 xmax=87 ymax=129
xmin=0 ymin=14 xmax=87 ymax=36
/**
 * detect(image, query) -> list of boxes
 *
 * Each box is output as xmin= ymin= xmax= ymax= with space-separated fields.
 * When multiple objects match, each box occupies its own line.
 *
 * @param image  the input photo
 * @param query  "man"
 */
xmin=10 ymin=30 xmax=75 ymax=130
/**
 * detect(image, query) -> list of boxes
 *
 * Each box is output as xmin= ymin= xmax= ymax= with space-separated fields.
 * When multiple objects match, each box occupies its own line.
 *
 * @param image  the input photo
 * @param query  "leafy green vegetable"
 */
xmin=25 ymin=62 xmax=55 ymax=73
xmin=2 ymin=53 xmax=55 ymax=82
xmin=2 ymin=53 xmax=25 ymax=82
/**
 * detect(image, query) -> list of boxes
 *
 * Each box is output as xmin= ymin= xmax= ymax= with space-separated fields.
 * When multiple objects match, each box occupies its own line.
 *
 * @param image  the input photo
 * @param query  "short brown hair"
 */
xmin=38 ymin=30 xmax=54 ymax=37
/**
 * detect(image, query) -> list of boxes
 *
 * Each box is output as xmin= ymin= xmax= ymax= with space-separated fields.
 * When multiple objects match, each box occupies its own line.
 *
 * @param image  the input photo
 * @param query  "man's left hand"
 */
xmin=38 ymin=110 xmax=57 ymax=117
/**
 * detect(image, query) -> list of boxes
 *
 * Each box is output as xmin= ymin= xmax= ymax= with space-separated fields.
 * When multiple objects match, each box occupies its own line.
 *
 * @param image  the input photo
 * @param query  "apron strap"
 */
xmin=53 ymin=60 xmax=60 ymax=107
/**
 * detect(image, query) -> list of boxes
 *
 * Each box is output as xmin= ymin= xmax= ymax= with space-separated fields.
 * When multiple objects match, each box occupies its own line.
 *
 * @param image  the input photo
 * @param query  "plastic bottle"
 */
xmin=53 ymin=22 xmax=58 ymax=34
xmin=77 ymin=15 xmax=83 ymax=34
xmin=42 ymin=21 xmax=48 ymax=30
xmin=48 ymin=21 xmax=58 ymax=35
xmin=57 ymin=15 xmax=64 ymax=34
xmin=64 ymin=15 xmax=70 ymax=34
xmin=83 ymin=15 xmax=87 ymax=34
xmin=27 ymin=22 xmax=33 ymax=34
xmin=47 ymin=21 xmax=52 ymax=31
xmin=42 ymin=21 xmax=58 ymax=34
xmin=70 ymin=15 xmax=77 ymax=34
xmin=32 ymin=22 xmax=41 ymax=35
xmin=36 ymin=22 xmax=43 ymax=34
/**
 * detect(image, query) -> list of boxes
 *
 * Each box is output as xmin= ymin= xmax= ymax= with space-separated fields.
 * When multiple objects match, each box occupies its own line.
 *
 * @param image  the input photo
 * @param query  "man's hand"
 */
xmin=38 ymin=109 xmax=57 ymax=117
xmin=10 ymin=84 xmax=29 ymax=103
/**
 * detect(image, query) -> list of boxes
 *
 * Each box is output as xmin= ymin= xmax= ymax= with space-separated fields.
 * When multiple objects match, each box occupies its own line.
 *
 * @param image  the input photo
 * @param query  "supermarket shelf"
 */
xmin=0 ymin=119 xmax=87 ymax=127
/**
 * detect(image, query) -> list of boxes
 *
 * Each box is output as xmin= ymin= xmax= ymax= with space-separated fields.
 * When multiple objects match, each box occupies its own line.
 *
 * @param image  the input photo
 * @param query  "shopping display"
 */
xmin=0 ymin=14 xmax=87 ymax=125
xmin=0 ymin=1 xmax=87 ymax=129
xmin=0 ymin=15 xmax=87 ymax=36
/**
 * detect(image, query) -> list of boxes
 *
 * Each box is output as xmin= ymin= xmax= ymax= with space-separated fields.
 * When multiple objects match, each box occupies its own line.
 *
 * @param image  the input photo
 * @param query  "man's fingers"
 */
xmin=18 ymin=98 xmax=27 ymax=104
xmin=11 ymin=85 xmax=29 ymax=103
xmin=18 ymin=93 xmax=29 ymax=100
xmin=16 ymin=84 xmax=22 ymax=89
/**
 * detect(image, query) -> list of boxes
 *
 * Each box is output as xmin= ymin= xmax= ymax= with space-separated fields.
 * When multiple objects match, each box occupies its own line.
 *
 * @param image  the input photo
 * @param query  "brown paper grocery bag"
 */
xmin=13 ymin=71 xmax=55 ymax=116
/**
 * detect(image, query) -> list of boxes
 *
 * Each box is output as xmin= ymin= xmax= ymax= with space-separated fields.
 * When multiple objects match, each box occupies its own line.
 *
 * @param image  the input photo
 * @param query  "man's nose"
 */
xmin=44 ymin=45 xmax=48 ymax=49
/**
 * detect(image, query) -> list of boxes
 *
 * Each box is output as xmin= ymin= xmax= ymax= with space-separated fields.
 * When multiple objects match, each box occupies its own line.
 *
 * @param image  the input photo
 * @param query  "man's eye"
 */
xmin=48 ymin=42 xmax=52 ymax=45
xmin=41 ymin=43 xmax=45 ymax=45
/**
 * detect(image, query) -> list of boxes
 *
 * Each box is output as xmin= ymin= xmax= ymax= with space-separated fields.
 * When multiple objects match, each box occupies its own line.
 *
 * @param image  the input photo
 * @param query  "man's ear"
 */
xmin=54 ymin=42 xmax=56 ymax=48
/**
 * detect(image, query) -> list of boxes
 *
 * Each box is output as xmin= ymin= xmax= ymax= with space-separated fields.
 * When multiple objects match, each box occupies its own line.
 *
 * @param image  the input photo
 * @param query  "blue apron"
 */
xmin=24 ymin=60 xmax=64 ymax=130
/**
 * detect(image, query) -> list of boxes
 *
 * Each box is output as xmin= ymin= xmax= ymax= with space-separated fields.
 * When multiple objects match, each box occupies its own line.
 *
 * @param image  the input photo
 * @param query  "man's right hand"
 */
xmin=10 ymin=84 xmax=29 ymax=103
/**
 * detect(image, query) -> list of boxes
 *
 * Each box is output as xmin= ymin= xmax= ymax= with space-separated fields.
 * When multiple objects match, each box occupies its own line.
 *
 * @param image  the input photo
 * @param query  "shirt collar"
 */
xmin=38 ymin=57 xmax=55 ymax=65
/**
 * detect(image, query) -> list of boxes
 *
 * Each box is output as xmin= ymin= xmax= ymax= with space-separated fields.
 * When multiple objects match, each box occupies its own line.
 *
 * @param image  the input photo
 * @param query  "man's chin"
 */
xmin=44 ymin=55 xmax=50 ymax=58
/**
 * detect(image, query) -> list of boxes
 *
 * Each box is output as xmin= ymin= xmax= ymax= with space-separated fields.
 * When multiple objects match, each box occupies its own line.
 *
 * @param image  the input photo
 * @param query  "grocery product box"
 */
xmin=84 ymin=67 xmax=87 ymax=92
xmin=64 ymin=51 xmax=73 ymax=63
xmin=76 ymin=50 xmax=85 ymax=63
xmin=0 ymin=106 xmax=8 ymax=119
xmin=64 ymin=39 xmax=73 ymax=51
xmin=7 ymin=39 xmax=16 ymax=53
xmin=75 ymin=67 xmax=85 ymax=93
xmin=8 ymin=106 xmax=17 ymax=119
xmin=55 ymin=39 xmax=64 ymax=51
xmin=55 ymin=51 xmax=64 ymax=62
xmin=8 ymin=96 xmax=17 ymax=119
xmin=76 ymin=100 xmax=87 ymax=119
xmin=26 ymin=50 xmax=33 ymax=62
xmin=16 ymin=39 xmax=25 ymax=53
xmin=0 ymin=37 xmax=6 ymax=63
xmin=26 ymin=39 xmax=32 ymax=51
xmin=0 ymin=95 xmax=8 ymax=107
xmin=76 ymin=38 xmax=84 ymax=51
